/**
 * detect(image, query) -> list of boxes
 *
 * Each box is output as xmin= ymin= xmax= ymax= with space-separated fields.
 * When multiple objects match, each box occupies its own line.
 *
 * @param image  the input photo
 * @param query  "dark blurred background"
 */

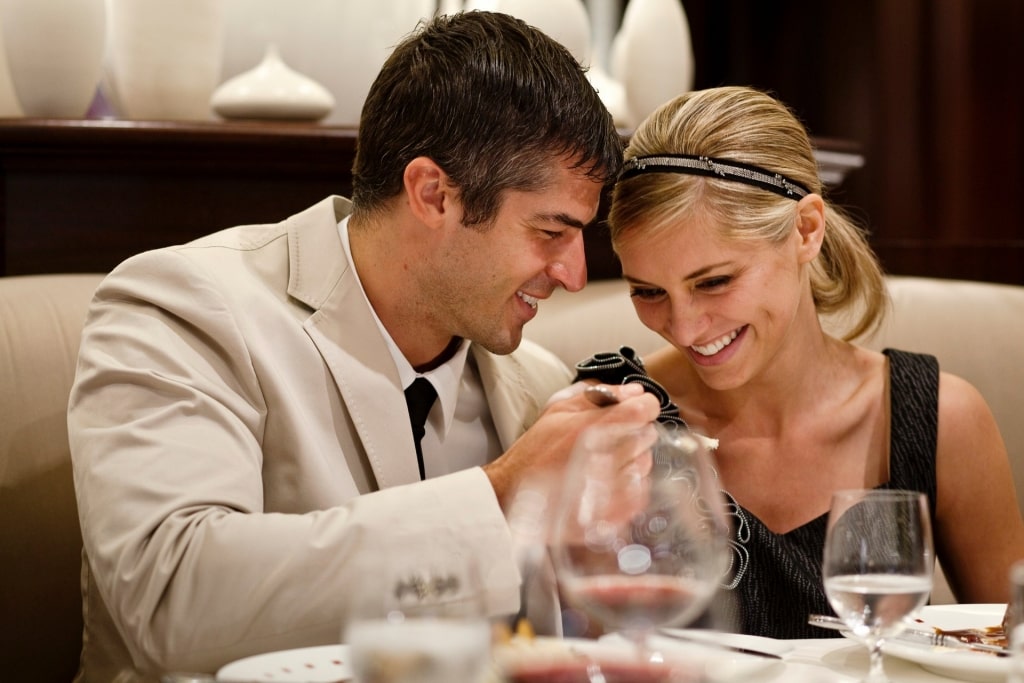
xmin=679 ymin=0 xmax=1024 ymax=285
xmin=2 ymin=1 xmax=1021 ymax=284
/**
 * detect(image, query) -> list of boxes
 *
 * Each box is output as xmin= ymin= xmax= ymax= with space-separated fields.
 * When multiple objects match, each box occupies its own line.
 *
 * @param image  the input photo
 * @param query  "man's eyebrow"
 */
xmin=534 ymin=212 xmax=589 ymax=230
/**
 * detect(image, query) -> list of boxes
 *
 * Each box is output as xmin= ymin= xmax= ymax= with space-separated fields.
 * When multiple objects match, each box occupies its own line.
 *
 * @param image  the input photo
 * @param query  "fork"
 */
xmin=807 ymin=614 xmax=1008 ymax=656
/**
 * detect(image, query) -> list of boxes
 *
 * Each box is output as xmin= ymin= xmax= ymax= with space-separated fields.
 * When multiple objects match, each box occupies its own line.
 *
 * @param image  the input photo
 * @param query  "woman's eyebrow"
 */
xmin=622 ymin=262 xmax=733 ymax=286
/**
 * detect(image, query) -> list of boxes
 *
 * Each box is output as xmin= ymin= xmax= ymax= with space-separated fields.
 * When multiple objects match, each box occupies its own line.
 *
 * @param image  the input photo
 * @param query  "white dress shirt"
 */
xmin=339 ymin=216 xmax=502 ymax=477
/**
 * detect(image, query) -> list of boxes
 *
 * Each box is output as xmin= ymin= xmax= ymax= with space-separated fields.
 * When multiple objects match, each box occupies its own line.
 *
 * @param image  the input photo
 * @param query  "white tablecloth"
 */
xmin=765 ymin=638 xmax=992 ymax=682
xmin=215 ymin=636 xmax=1001 ymax=682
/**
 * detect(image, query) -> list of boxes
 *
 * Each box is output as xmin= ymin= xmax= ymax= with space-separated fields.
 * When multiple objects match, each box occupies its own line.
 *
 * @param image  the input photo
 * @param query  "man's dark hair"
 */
xmin=351 ymin=10 xmax=622 ymax=226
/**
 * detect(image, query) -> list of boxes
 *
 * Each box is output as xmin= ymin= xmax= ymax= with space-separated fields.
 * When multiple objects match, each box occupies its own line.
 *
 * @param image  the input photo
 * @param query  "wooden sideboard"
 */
xmin=0 ymin=119 xmax=357 ymax=276
xmin=0 ymin=118 xmax=865 ymax=280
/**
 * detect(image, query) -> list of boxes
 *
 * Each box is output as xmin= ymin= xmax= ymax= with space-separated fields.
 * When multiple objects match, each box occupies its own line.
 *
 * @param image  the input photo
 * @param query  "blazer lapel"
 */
xmin=285 ymin=197 xmax=422 ymax=489
xmin=281 ymin=196 xmax=546 ymax=484
xmin=472 ymin=347 xmax=545 ymax=453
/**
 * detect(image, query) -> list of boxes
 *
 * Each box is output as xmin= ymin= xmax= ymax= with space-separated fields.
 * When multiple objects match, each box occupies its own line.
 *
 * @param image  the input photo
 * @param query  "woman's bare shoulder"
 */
xmin=936 ymin=371 xmax=999 ymax=441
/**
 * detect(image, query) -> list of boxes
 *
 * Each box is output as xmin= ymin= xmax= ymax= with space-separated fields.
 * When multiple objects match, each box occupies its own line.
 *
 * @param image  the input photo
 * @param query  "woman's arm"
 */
xmin=934 ymin=371 xmax=1024 ymax=603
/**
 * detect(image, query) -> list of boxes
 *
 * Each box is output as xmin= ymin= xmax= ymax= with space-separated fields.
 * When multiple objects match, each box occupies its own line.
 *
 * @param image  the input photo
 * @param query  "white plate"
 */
xmin=880 ymin=604 xmax=1008 ymax=683
xmin=599 ymin=630 xmax=791 ymax=682
xmin=216 ymin=644 xmax=352 ymax=682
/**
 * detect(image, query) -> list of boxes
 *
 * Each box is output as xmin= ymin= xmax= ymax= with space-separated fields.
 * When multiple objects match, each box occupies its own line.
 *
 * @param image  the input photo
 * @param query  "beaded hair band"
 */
xmin=619 ymin=153 xmax=811 ymax=200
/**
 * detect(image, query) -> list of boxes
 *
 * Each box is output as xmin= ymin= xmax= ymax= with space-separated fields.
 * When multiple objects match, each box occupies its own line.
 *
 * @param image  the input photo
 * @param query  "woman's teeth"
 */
xmin=517 ymin=291 xmax=538 ymax=309
xmin=691 ymin=329 xmax=740 ymax=356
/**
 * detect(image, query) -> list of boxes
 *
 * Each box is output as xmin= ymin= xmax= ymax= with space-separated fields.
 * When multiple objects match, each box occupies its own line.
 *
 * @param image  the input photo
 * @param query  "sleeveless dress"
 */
xmin=574 ymin=347 xmax=939 ymax=639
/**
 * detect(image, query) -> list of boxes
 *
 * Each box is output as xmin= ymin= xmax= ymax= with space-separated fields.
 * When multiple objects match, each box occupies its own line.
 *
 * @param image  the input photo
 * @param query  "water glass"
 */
xmin=344 ymin=558 xmax=491 ymax=683
xmin=1009 ymin=560 xmax=1024 ymax=683
xmin=549 ymin=422 xmax=731 ymax=661
xmin=822 ymin=489 xmax=933 ymax=683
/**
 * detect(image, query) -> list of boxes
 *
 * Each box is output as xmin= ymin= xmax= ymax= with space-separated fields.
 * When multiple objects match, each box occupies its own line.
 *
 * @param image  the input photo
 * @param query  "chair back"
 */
xmin=0 ymin=273 xmax=105 ymax=682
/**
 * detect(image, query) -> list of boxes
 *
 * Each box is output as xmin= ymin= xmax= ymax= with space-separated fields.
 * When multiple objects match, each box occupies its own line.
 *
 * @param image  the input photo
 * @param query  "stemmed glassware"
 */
xmin=822 ymin=489 xmax=933 ymax=683
xmin=344 ymin=556 xmax=492 ymax=683
xmin=549 ymin=421 xmax=731 ymax=671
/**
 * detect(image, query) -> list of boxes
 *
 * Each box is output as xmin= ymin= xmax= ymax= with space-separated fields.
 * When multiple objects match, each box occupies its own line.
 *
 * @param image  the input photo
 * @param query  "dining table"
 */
xmin=214 ymin=604 xmax=1009 ymax=683
xmin=213 ymin=633 xmax=1006 ymax=683
xmin=753 ymin=636 xmax=998 ymax=682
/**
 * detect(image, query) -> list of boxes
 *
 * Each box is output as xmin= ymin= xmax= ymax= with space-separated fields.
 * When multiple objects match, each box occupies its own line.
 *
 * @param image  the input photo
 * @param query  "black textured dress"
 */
xmin=574 ymin=347 xmax=940 ymax=639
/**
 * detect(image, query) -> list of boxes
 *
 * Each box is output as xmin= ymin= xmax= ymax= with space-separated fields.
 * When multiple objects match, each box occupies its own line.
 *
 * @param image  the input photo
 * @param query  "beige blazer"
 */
xmin=68 ymin=196 xmax=573 ymax=681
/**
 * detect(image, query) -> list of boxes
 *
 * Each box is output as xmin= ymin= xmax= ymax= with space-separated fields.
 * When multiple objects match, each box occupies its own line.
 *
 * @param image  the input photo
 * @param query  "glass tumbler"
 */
xmin=1008 ymin=560 xmax=1024 ymax=683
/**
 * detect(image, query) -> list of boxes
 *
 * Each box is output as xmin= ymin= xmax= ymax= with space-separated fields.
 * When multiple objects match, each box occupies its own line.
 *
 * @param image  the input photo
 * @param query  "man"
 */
xmin=68 ymin=10 xmax=658 ymax=682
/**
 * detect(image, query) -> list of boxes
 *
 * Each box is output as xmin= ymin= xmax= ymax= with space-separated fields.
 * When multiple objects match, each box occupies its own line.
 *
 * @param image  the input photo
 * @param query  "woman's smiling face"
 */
xmin=615 ymin=214 xmax=809 ymax=391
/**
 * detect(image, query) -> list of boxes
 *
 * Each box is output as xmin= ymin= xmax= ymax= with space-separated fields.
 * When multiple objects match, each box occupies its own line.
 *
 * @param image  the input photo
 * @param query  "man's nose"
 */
xmin=548 ymin=231 xmax=587 ymax=292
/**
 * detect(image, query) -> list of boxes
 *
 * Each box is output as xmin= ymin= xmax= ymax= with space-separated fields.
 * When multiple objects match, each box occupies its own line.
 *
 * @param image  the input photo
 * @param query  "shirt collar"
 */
xmin=339 ymin=216 xmax=469 ymax=435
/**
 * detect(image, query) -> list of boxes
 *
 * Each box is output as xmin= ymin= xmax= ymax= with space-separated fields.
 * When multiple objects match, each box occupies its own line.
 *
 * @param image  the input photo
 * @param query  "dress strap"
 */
xmin=882 ymin=348 xmax=939 ymax=518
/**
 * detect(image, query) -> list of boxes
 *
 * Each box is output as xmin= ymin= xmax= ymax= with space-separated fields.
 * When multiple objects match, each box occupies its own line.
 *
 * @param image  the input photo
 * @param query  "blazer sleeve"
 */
xmin=68 ymin=248 xmax=521 ymax=674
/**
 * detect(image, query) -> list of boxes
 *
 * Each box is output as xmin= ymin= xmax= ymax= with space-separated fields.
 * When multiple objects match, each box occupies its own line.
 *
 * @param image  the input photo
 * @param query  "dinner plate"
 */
xmin=216 ymin=644 xmax=352 ymax=682
xmin=599 ymin=630 xmax=791 ymax=682
xmin=879 ymin=604 xmax=1007 ymax=683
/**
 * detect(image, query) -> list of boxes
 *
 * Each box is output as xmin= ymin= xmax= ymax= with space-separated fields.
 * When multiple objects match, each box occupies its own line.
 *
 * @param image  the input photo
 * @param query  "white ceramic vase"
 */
xmin=0 ymin=11 xmax=22 ymax=116
xmin=586 ymin=65 xmax=629 ymax=128
xmin=436 ymin=0 xmax=464 ymax=14
xmin=105 ymin=0 xmax=226 ymax=121
xmin=611 ymin=0 xmax=694 ymax=128
xmin=465 ymin=0 xmax=593 ymax=65
xmin=0 ymin=0 xmax=105 ymax=117
xmin=466 ymin=0 xmax=630 ymax=127
xmin=211 ymin=44 xmax=335 ymax=122
xmin=221 ymin=0 xmax=432 ymax=127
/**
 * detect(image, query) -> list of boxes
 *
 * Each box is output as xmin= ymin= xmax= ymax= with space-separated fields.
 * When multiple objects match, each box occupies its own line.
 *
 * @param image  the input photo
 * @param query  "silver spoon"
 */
xmin=583 ymin=384 xmax=619 ymax=407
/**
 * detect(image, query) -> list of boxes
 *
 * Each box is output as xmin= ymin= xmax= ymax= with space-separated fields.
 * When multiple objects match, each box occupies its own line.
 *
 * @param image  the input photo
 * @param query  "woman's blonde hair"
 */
xmin=609 ymin=86 xmax=887 ymax=341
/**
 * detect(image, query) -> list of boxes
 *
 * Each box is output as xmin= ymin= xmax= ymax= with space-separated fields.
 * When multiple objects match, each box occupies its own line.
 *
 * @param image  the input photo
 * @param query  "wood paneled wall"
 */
xmin=2 ymin=2 xmax=1021 ymax=284
xmin=679 ymin=0 xmax=1024 ymax=284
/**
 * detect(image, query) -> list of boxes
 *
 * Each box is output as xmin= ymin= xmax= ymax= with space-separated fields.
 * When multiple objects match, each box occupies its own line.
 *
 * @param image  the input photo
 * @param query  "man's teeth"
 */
xmin=691 ymin=329 xmax=739 ymax=356
xmin=517 ymin=291 xmax=538 ymax=309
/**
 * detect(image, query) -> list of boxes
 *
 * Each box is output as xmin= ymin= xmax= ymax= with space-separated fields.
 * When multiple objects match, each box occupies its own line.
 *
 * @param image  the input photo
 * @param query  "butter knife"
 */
xmin=654 ymin=629 xmax=784 ymax=659
xmin=807 ymin=614 xmax=1008 ymax=657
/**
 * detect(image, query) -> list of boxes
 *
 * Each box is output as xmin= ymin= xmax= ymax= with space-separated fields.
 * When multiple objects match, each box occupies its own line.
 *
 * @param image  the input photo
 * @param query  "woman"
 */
xmin=592 ymin=86 xmax=1024 ymax=638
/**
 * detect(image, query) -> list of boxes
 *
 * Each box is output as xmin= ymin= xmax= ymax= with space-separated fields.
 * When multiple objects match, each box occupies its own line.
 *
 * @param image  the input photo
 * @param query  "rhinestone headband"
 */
xmin=620 ymin=154 xmax=810 ymax=200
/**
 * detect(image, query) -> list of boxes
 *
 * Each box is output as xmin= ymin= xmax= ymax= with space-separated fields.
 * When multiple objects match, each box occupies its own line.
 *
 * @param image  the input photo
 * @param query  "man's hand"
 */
xmin=483 ymin=382 xmax=660 ymax=510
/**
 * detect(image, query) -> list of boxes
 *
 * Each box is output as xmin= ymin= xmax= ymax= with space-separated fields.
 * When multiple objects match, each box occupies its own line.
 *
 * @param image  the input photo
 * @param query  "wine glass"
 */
xmin=344 ymin=555 xmax=492 ymax=683
xmin=822 ymin=489 xmax=933 ymax=683
xmin=550 ymin=421 xmax=731 ymax=666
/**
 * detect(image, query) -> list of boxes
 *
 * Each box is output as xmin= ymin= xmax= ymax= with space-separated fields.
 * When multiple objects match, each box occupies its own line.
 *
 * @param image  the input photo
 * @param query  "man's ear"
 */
xmin=404 ymin=156 xmax=454 ymax=228
xmin=795 ymin=193 xmax=826 ymax=264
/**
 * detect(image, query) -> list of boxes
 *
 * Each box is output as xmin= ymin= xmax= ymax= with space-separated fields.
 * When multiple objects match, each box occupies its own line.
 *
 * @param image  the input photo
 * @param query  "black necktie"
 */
xmin=404 ymin=377 xmax=437 ymax=481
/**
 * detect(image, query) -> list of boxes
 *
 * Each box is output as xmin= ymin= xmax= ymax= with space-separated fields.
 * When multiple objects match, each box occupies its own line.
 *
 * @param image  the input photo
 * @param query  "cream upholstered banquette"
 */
xmin=2 ymin=273 xmax=1023 ymax=680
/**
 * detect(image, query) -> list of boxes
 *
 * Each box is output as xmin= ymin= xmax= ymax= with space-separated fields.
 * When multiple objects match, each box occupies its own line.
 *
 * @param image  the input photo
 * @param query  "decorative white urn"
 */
xmin=0 ymin=11 xmax=22 ymax=116
xmin=105 ymin=0 xmax=226 ymax=121
xmin=0 ymin=0 xmax=105 ymax=117
xmin=463 ymin=0 xmax=634 ymax=125
xmin=611 ymin=0 xmax=694 ymax=128
xmin=465 ymin=0 xmax=593 ymax=66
